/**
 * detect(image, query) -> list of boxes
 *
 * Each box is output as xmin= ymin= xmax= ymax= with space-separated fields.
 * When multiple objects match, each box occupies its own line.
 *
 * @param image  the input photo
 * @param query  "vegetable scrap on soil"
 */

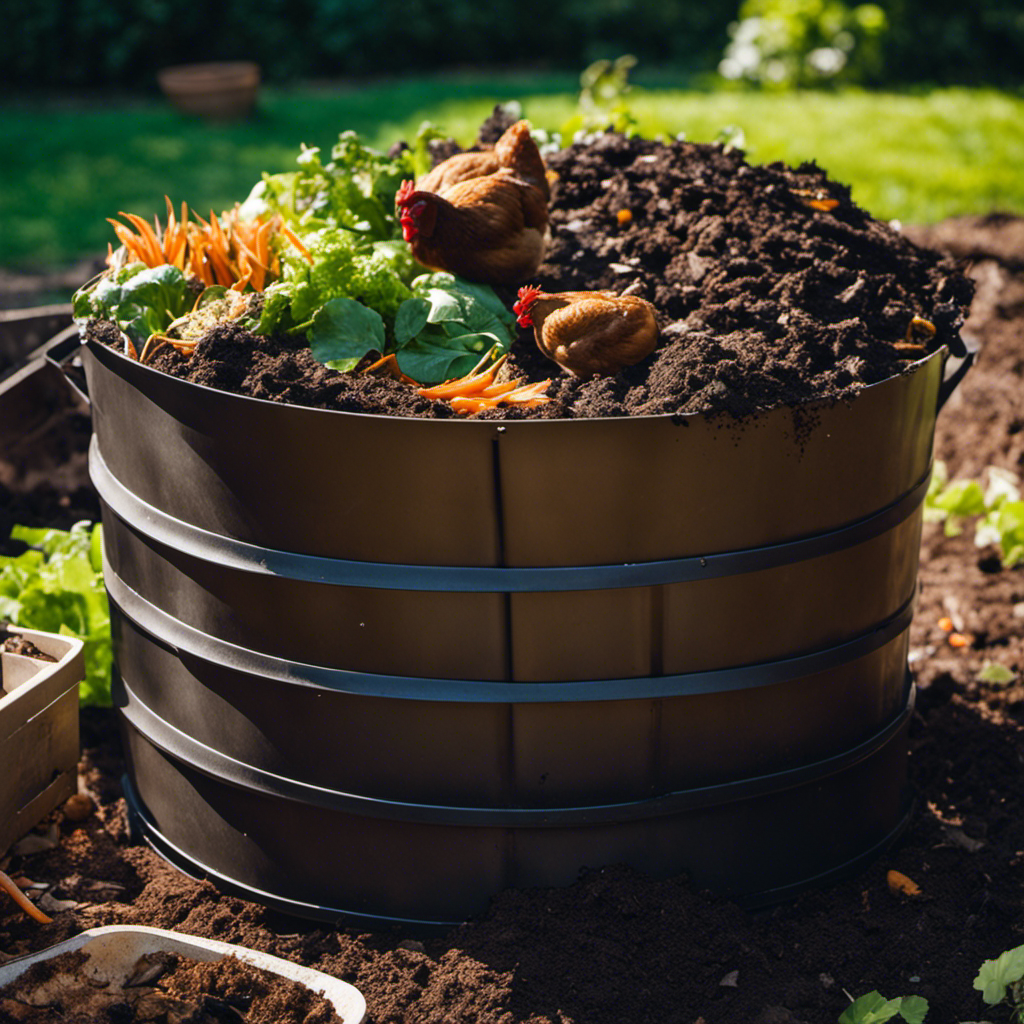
xmin=2 ymin=216 xmax=1022 ymax=1023
xmin=0 ymin=636 xmax=55 ymax=662
xmin=0 ymin=948 xmax=342 ymax=1023
xmin=83 ymin=111 xmax=973 ymax=420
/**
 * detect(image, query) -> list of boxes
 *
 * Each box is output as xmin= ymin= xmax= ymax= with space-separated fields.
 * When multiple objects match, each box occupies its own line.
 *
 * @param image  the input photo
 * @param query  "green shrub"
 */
xmin=719 ymin=0 xmax=888 ymax=87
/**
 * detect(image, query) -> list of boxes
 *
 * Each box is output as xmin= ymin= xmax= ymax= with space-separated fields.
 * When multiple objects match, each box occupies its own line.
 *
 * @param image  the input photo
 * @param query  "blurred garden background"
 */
xmin=1 ymin=0 xmax=1023 ymax=302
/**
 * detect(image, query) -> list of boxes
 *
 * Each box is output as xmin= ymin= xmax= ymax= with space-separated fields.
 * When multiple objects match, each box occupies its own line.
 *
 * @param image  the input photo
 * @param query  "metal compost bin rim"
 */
xmin=114 ymin=672 xmax=915 ymax=827
xmin=104 ymin=565 xmax=915 ymax=703
xmin=76 ymin=332 xmax=950 ymax=426
xmin=91 ymin=436 xmax=933 ymax=591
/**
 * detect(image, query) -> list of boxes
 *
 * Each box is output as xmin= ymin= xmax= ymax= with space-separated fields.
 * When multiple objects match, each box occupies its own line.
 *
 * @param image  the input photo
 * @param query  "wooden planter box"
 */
xmin=1 ymin=627 xmax=83 ymax=856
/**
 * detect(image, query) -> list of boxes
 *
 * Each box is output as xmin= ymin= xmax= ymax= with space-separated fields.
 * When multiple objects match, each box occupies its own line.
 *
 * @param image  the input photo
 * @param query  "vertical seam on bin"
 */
xmin=650 ymin=585 xmax=664 ymax=678
xmin=492 ymin=432 xmax=517 ymax=833
xmin=490 ymin=434 xmax=513 ymax=681
xmin=649 ymin=587 xmax=665 ymax=795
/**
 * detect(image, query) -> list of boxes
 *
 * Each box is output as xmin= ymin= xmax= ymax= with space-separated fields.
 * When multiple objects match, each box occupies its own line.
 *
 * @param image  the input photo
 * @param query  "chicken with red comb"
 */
xmin=395 ymin=120 xmax=550 ymax=286
xmin=514 ymin=286 xmax=659 ymax=379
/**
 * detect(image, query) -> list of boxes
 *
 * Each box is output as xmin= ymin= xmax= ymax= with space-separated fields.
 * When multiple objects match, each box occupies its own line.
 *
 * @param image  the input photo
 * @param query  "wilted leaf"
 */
xmin=941 ymin=825 xmax=985 ymax=853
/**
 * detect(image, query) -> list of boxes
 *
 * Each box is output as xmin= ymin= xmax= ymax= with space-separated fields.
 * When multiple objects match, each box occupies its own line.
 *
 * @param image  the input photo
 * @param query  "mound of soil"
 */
xmin=85 ymin=120 xmax=974 ymax=420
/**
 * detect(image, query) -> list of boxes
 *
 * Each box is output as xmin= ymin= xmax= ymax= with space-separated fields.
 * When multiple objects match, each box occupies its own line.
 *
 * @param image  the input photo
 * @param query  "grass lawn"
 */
xmin=2 ymin=71 xmax=1023 ymax=269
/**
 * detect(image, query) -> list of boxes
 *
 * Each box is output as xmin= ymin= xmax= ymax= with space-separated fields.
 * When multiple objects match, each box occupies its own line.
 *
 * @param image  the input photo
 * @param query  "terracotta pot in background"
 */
xmin=157 ymin=62 xmax=260 ymax=120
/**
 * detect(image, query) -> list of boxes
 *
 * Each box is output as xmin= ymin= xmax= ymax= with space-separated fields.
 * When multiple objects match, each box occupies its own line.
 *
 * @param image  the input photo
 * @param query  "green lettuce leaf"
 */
xmin=73 ymin=263 xmax=191 ymax=346
xmin=387 ymin=273 xmax=517 ymax=383
xmin=394 ymin=331 xmax=483 ymax=383
xmin=2 ymin=522 xmax=111 ymax=707
xmin=309 ymin=297 xmax=386 ymax=372
xmin=974 ymin=944 xmax=1024 ymax=1005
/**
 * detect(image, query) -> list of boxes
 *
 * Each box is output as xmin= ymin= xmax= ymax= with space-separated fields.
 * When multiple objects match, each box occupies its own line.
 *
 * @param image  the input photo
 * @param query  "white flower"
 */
xmin=807 ymin=47 xmax=847 ymax=76
xmin=985 ymin=466 xmax=1020 ymax=509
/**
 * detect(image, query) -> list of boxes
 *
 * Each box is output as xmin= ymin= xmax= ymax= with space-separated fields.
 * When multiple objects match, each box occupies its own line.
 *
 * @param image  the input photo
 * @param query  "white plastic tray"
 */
xmin=0 ymin=924 xmax=366 ymax=1023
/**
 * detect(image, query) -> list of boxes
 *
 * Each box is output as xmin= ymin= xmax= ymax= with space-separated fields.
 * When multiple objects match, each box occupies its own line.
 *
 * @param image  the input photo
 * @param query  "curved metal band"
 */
xmin=91 ymin=436 xmax=931 ymax=594
xmin=116 ymin=674 xmax=914 ymax=827
xmin=105 ymin=565 xmax=915 ymax=703
xmin=120 ymin=774 xmax=913 ymax=929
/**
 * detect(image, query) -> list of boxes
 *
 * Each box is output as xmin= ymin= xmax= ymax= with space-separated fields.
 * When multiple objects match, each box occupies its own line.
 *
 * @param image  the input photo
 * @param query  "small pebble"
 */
xmin=63 ymin=793 xmax=95 ymax=822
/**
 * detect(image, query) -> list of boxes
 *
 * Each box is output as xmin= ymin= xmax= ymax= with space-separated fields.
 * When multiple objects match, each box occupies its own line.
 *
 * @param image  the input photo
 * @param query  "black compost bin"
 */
xmin=63 ymin=333 xmax=965 ymax=928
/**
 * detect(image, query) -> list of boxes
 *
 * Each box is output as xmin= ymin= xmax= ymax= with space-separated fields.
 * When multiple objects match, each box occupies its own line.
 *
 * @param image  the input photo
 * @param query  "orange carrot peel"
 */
xmin=0 ymin=868 xmax=52 ymax=924
xmin=416 ymin=355 xmax=510 ymax=400
xmin=449 ymin=379 xmax=552 ymax=415
xmin=360 ymin=353 xmax=420 ymax=386
xmin=415 ymin=352 xmax=551 ymax=415
xmin=790 ymin=188 xmax=839 ymax=212
xmin=107 ymin=198 xmax=313 ymax=295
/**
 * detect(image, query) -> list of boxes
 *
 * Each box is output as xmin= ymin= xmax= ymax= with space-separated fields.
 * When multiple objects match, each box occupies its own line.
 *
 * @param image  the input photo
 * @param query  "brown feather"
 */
xmin=417 ymin=120 xmax=549 ymax=200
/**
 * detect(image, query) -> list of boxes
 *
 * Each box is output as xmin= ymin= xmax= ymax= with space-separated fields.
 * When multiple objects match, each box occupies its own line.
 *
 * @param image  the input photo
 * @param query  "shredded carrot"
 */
xmin=107 ymin=202 xmax=303 ymax=294
xmin=450 ymin=379 xmax=552 ymax=415
xmin=0 ymin=868 xmax=52 ymax=924
xmin=616 ymin=209 xmax=633 ymax=226
xmin=948 ymin=633 xmax=970 ymax=648
xmin=938 ymin=616 xmax=954 ymax=632
xmin=886 ymin=869 xmax=921 ymax=896
xmin=906 ymin=316 xmax=937 ymax=343
xmin=416 ymin=355 xmax=508 ymax=400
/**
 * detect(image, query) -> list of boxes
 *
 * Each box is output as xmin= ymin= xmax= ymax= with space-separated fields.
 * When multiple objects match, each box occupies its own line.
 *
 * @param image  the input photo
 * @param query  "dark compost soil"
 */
xmin=0 ymin=947 xmax=342 ymax=1023
xmin=85 ymin=122 xmax=974 ymax=421
xmin=0 ymin=635 xmax=56 ymax=661
xmin=3 ymin=223 xmax=1023 ymax=1020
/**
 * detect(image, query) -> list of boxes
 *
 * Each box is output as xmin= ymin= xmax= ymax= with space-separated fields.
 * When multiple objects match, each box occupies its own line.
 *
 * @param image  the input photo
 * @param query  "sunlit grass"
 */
xmin=1 ymin=73 xmax=1022 ymax=269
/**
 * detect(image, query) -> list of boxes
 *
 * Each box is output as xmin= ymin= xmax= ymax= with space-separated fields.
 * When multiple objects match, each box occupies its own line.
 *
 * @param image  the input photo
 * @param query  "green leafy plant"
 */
xmin=72 ymin=263 xmax=192 ymax=349
xmin=839 ymin=991 xmax=928 ymax=1024
xmin=975 ymin=944 xmax=1024 ymax=1021
xmin=244 ymin=133 xmax=517 ymax=384
xmin=243 ymin=131 xmax=412 ymax=241
xmin=310 ymin=272 xmax=517 ymax=380
xmin=924 ymin=463 xmax=1024 ymax=568
xmin=0 ymin=523 xmax=111 ymax=707
xmin=719 ymin=0 xmax=888 ymax=89
xmin=572 ymin=54 xmax=639 ymax=135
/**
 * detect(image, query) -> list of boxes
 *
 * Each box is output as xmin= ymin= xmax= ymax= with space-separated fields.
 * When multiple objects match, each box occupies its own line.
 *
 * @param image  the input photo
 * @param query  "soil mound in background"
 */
xmin=86 ymin=119 xmax=974 ymax=420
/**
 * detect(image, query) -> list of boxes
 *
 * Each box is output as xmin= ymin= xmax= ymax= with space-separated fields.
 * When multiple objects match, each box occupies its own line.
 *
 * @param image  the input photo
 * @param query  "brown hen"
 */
xmin=395 ymin=121 xmax=550 ymax=286
xmin=417 ymin=120 xmax=550 ymax=200
xmin=513 ymin=287 xmax=659 ymax=379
